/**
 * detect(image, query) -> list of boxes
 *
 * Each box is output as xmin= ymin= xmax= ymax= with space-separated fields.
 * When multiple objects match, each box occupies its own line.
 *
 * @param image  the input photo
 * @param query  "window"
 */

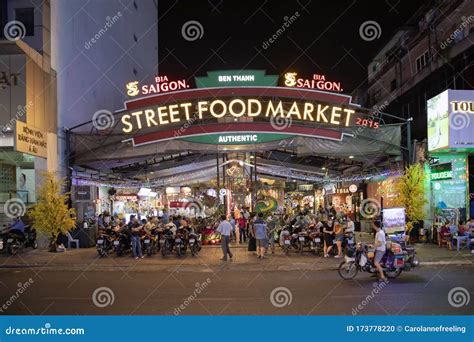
xmin=15 ymin=8 xmax=34 ymax=36
xmin=415 ymin=50 xmax=430 ymax=73
xmin=390 ymin=79 xmax=397 ymax=91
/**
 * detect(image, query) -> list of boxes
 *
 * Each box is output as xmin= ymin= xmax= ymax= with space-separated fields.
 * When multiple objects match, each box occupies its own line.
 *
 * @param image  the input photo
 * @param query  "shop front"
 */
xmin=426 ymin=89 xmax=473 ymax=224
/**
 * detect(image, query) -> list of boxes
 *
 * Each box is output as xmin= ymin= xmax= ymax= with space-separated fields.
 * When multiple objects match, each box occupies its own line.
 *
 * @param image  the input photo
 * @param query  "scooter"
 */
xmin=1 ymin=226 xmax=37 ymax=255
xmin=337 ymin=241 xmax=415 ymax=280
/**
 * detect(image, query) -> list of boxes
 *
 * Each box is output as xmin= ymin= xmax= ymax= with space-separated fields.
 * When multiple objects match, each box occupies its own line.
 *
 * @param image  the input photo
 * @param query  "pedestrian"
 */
xmin=230 ymin=214 xmax=236 ymax=242
xmin=130 ymin=222 xmax=144 ymax=259
xmin=162 ymin=208 xmax=169 ymax=224
xmin=216 ymin=215 xmax=233 ymax=261
xmin=238 ymin=216 xmax=247 ymax=243
xmin=372 ymin=220 xmax=387 ymax=281
xmin=323 ymin=216 xmax=335 ymax=257
xmin=334 ymin=219 xmax=343 ymax=258
xmin=253 ymin=213 xmax=268 ymax=259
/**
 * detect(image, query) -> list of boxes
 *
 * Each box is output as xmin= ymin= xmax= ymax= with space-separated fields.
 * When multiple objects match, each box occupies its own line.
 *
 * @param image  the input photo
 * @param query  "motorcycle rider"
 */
xmin=373 ymin=220 xmax=387 ymax=282
xmin=9 ymin=216 xmax=26 ymax=234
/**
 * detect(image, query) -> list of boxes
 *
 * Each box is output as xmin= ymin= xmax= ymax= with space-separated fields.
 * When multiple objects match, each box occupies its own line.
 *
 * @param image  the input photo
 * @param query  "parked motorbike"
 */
xmin=188 ymin=231 xmax=202 ymax=256
xmin=96 ymin=228 xmax=114 ymax=257
xmin=113 ymin=230 xmax=131 ymax=257
xmin=338 ymin=240 xmax=415 ymax=280
xmin=280 ymin=228 xmax=292 ymax=255
xmin=297 ymin=230 xmax=309 ymax=254
xmin=309 ymin=229 xmax=323 ymax=256
xmin=174 ymin=228 xmax=187 ymax=257
xmin=142 ymin=228 xmax=160 ymax=256
xmin=160 ymin=227 xmax=175 ymax=257
xmin=0 ymin=226 xmax=37 ymax=255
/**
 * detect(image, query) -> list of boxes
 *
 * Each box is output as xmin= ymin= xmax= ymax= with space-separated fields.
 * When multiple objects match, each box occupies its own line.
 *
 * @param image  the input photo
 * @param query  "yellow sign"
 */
xmin=15 ymin=121 xmax=48 ymax=158
xmin=120 ymin=98 xmax=357 ymax=133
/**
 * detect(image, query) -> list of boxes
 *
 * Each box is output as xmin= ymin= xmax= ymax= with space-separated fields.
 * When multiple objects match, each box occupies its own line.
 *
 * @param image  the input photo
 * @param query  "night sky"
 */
xmin=158 ymin=0 xmax=428 ymax=93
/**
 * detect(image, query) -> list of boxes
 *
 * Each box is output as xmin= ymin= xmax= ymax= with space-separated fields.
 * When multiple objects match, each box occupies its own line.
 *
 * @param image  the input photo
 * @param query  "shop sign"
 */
xmin=169 ymin=201 xmax=186 ymax=208
xmin=126 ymin=75 xmax=190 ymax=97
xmin=284 ymin=72 xmax=343 ymax=92
xmin=114 ymin=195 xmax=138 ymax=201
xmin=349 ymin=184 xmax=358 ymax=193
xmin=430 ymin=162 xmax=453 ymax=181
xmin=14 ymin=121 xmax=48 ymax=158
xmin=195 ymin=70 xmax=278 ymax=88
xmin=427 ymin=89 xmax=474 ymax=151
xmin=179 ymin=133 xmax=294 ymax=145
xmin=120 ymin=97 xmax=359 ymax=133
xmin=298 ymin=184 xmax=313 ymax=191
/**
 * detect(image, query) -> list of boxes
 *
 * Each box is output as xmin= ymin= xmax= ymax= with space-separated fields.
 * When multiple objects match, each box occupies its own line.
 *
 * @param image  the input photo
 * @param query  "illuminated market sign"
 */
xmin=430 ymin=162 xmax=453 ymax=181
xmin=450 ymin=100 xmax=474 ymax=113
xmin=120 ymin=97 xmax=362 ymax=133
xmin=284 ymin=72 xmax=343 ymax=92
xmin=126 ymin=75 xmax=190 ymax=97
xmin=195 ymin=70 xmax=278 ymax=88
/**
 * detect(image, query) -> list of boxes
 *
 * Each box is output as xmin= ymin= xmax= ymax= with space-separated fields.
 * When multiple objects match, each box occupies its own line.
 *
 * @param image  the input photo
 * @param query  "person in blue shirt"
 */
xmin=253 ymin=213 xmax=268 ymax=259
xmin=10 ymin=216 xmax=26 ymax=233
xmin=162 ymin=209 xmax=169 ymax=224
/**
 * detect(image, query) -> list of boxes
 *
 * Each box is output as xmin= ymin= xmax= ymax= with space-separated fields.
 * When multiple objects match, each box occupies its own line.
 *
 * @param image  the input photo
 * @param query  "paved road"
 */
xmin=0 ymin=264 xmax=472 ymax=315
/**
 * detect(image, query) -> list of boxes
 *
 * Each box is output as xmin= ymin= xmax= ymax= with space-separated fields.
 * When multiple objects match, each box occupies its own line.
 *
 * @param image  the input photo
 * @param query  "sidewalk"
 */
xmin=0 ymin=240 xmax=471 ymax=272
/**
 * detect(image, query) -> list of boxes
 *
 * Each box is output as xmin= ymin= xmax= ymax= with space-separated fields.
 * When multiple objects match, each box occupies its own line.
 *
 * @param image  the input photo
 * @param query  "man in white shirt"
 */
xmin=217 ymin=215 xmax=233 ymax=261
xmin=373 ymin=220 xmax=387 ymax=281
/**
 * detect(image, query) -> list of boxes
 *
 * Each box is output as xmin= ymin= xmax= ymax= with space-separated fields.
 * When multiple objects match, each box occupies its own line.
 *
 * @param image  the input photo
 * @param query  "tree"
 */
xmin=394 ymin=163 xmax=426 ymax=234
xmin=29 ymin=172 xmax=76 ymax=252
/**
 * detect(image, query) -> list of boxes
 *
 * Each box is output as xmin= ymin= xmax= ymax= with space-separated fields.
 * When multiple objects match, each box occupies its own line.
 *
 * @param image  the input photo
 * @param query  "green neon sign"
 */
xmin=178 ymin=133 xmax=294 ymax=145
xmin=195 ymin=70 xmax=279 ymax=88
xmin=430 ymin=162 xmax=453 ymax=181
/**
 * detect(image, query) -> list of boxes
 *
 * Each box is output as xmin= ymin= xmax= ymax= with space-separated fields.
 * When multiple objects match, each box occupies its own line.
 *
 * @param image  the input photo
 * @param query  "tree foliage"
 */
xmin=29 ymin=172 xmax=76 ymax=251
xmin=394 ymin=163 xmax=426 ymax=232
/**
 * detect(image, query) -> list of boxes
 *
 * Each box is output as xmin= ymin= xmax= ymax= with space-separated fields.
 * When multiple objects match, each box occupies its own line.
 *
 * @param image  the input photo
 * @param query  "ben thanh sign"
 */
xmin=14 ymin=121 xmax=48 ymax=158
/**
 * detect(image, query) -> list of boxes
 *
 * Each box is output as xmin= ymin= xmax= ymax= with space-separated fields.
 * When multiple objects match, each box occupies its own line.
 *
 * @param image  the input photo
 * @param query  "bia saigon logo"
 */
xmin=126 ymin=75 xmax=190 ymax=97
xmin=284 ymin=72 xmax=343 ymax=92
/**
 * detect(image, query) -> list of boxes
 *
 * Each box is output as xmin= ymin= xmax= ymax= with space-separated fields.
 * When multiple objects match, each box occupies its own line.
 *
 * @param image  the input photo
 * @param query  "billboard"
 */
xmin=427 ymin=89 xmax=474 ymax=152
